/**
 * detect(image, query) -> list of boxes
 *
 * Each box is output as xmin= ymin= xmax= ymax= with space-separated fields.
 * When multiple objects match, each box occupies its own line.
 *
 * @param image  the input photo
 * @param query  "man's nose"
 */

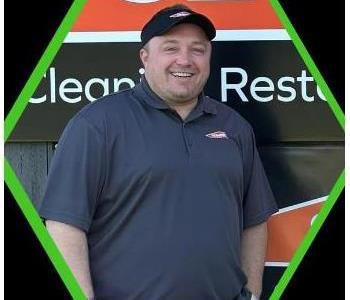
xmin=175 ymin=50 xmax=192 ymax=66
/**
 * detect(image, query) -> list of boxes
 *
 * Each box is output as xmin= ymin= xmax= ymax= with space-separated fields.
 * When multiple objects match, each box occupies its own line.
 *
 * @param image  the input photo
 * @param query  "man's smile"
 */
xmin=170 ymin=72 xmax=194 ymax=78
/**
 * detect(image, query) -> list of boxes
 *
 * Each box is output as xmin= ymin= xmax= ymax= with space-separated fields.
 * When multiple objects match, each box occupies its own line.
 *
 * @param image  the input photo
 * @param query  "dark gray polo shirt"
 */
xmin=40 ymin=79 xmax=278 ymax=300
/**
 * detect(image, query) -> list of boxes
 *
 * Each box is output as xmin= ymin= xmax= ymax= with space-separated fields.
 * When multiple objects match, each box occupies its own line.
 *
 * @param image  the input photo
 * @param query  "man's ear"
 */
xmin=139 ymin=48 xmax=148 ymax=67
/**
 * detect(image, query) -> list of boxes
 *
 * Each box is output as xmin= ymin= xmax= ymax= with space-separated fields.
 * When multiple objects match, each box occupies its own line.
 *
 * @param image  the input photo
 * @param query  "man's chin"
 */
xmin=170 ymin=94 xmax=197 ymax=103
xmin=168 ymin=89 xmax=198 ymax=101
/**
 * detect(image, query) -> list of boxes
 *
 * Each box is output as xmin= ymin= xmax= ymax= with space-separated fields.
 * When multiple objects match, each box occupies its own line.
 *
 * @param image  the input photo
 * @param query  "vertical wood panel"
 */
xmin=5 ymin=142 xmax=50 ymax=209
xmin=47 ymin=143 xmax=56 ymax=170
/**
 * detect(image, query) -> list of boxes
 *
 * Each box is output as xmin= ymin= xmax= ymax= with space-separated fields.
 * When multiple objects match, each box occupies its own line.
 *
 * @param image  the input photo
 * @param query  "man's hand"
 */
xmin=45 ymin=220 xmax=95 ymax=298
xmin=251 ymin=293 xmax=259 ymax=300
xmin=240 ymin=222 xmax=268 ymax=299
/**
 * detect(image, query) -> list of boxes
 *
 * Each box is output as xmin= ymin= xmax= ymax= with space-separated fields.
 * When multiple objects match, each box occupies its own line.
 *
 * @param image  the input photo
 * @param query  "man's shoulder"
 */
xmin=69 ymin=88 xmax=139 ymax=128
xmin=63 ymin=88 xmax=137 ymax=137
xmin=78 ymin=88 xmax=135 ymax=119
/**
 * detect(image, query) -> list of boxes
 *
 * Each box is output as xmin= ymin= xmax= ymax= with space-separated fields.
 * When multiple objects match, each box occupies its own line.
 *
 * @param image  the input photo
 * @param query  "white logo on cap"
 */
xmin=170 ymin=11 xmax=191 ymax=18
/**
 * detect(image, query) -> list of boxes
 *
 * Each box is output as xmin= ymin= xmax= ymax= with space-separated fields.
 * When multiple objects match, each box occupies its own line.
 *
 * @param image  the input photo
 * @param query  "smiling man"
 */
xmin=40 ymin=4 xmax=278 ymax=300
xmin=140 ymin=19 xmax=211 ymax=119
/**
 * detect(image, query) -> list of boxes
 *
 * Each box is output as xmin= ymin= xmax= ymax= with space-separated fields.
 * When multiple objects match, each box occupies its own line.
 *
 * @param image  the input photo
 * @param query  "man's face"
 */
xmin=140 ymin=23 xmax=212 ymax=106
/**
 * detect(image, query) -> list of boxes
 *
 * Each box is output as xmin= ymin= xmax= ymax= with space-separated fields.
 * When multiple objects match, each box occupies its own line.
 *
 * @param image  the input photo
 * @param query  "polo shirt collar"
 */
xmin=135 ymin=77 xmax=217 ymax=116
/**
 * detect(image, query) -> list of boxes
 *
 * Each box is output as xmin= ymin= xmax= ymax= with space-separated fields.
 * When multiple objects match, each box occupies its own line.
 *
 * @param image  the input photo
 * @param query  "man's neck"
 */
xmin=143 ymin=76 xmax=199 ymax=120
xmin=167 ymin=99 xmax=198 ymax=120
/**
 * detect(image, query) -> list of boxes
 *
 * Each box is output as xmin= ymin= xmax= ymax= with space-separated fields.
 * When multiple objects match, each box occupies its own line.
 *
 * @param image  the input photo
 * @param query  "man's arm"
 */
xmin=240 ymin=221 xmax=268 ymax=299
xmin=45 ymin=220 xmax=95 ymax=299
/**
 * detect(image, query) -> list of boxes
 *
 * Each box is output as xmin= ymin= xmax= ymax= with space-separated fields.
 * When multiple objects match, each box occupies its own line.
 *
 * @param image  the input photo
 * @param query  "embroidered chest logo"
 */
xmin=205 ymin=131 xmax=228 ymax=139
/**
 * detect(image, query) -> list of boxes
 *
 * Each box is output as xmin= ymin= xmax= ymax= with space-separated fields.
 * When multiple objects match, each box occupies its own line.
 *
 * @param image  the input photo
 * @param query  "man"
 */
xmin=40 ymin=4 xmax=278 ymax=300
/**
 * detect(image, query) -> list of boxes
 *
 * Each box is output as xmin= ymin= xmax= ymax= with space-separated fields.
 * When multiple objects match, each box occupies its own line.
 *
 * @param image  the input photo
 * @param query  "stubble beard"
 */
xmin=165 ymin=75 xmax=209 ymax=105
xmin=145 ymin=71 xmax=208 ymax=106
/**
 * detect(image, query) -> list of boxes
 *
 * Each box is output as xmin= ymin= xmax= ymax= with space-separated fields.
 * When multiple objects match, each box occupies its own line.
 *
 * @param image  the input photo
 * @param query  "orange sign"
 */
xmin=267 ymin=201 xmax=323 ymax=262
xmin=72 ymin=0 xmax=283 ymax=31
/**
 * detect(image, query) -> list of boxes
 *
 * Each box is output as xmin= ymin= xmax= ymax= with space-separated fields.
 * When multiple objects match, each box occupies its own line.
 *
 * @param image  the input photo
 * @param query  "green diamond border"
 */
xmin=4 ymin=1 xmax=345 ymax=299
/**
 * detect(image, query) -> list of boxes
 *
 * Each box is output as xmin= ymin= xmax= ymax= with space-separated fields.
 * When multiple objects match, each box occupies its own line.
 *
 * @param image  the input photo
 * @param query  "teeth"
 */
xmin=171 ymin=72 xmax=193 ymax=77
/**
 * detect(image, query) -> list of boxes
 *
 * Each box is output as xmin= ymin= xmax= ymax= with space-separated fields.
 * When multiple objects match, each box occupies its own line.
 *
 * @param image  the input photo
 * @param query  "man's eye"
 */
xmin=192 ymin=48 xmax=205 ymax=54
xmin=164 ymin=47 xmax=177 ymax=52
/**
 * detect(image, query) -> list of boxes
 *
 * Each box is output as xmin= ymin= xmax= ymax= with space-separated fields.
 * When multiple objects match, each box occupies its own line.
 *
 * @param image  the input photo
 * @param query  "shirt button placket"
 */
xmin=182 ymin=122 xmax=195 ymax=158
xmin=182 ymin=122 xmax=191 ymax=156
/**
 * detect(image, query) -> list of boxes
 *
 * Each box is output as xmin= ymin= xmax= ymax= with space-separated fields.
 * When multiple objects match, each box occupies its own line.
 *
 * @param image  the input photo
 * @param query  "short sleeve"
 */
xmin=241 ymin=126 xmax=278 ymax=229
xmin=39 ymin=114 xmax=106 ymax=232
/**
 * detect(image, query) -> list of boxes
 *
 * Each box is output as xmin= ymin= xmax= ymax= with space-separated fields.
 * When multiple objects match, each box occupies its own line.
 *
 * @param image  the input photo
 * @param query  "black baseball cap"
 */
xmin=141 ymin=5 xmax=216 ymax=47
